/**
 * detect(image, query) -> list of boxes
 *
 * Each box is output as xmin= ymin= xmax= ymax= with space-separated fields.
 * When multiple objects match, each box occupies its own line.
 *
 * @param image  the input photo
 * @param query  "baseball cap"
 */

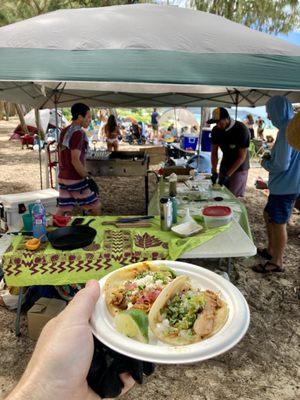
xmin=207 ymin=107 xmax=230 ymax=124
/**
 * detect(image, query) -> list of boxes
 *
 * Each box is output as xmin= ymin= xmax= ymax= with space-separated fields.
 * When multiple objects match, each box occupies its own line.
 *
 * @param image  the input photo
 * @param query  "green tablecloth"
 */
xmin=149 ymin=180 xmax=252 ymax=239
xmin=2 ymin=216 xmax=230 ymax=287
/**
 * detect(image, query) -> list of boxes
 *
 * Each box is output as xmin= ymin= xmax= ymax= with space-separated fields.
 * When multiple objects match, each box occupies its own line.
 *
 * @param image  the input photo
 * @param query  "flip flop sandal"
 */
xmin=257 ymin=248 xmax=272 ymax=260
xmin=252 ymin=261 xmax=285 ymax=273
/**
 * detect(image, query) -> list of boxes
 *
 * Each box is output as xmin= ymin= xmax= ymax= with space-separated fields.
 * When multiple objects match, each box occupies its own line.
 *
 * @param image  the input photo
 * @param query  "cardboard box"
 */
xmin=144 ymin=146 xmax=166 ymax=166
xmin=27 ymin=297 xmax=66 ymax=340
xmin=163 ymin=166 xmax=192 ymax=176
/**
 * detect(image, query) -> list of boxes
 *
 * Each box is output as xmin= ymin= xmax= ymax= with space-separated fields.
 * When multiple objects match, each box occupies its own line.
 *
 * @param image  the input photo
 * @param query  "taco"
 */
xmin=104 ymin=262 xmax=176 ymax=316
xmin=149 ymin=276 xmax=228 ymax=345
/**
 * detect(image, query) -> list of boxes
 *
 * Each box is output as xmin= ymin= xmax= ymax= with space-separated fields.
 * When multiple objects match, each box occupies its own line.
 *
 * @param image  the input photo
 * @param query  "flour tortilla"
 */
xmin=104 ymin=262 xmax=175 ymax=316
xmin=149 ymin=276 xmax=228 ymax=345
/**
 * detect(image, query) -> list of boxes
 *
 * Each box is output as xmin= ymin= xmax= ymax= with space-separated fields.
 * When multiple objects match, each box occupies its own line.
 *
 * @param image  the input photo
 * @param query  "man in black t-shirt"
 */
xmin=207 ymin=107 xmax=250 ymax=197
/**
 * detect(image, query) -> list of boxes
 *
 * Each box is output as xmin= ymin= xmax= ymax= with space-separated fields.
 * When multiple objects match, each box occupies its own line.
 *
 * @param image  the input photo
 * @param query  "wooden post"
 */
xmin=14 ymin=104 xmax=30 ymax=135
xmin=0 ymin=101 xmax=4 ymax=120
xmin=4 ymin=102 xmax=10 ymax=121
xmin=9 ymin=103 xmax=16 ymax=117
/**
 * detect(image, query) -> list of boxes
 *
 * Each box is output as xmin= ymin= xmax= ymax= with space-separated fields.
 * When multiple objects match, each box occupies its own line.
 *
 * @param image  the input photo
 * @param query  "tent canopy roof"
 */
xmin=0 ymin=4 xmax=300 ymax=108
xmin=1 ymin=4 xmax=299 ymax=56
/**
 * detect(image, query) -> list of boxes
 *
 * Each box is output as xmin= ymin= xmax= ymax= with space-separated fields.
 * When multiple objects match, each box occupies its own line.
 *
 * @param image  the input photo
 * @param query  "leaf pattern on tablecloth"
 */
xmin=103 ymin=230 xmax=132 ymax=252
xmin=134 ymin=232 xmax=167 ymax=250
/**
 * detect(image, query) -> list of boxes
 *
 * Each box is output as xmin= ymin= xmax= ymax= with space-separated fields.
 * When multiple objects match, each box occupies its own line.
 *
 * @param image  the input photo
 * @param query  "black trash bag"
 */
xmin=87 ymin=337 xmax=155 ymax=398
xmin=21 ymin=285 xmax=60 ymax=311
xmin=86 ymin=177 xmax=100 ymax=196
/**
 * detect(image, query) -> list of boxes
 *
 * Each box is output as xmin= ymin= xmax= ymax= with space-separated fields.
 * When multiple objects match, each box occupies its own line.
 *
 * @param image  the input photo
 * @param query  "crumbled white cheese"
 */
xmin=133 ymin=274 xmax=155 ymax=286
xmin=156 ymin=319 xmax=170 ymax=334
xmin=147 ymin=283 xmax=158 ymax=290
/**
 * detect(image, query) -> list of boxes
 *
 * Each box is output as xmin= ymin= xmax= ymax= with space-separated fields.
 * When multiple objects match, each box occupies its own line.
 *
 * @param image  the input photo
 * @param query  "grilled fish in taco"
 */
xmin=105 ymin=262 xmax=176 ymax=316
xmin=149 ymin=276 xmax=228 ymax=345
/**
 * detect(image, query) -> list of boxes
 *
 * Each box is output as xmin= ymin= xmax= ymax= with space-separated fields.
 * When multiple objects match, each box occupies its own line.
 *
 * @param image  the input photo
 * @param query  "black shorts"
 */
xmin=265 ymin=193 xmax=298 ymax=224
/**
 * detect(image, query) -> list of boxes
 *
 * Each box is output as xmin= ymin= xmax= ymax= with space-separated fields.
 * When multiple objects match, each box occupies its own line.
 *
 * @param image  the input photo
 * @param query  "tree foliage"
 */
xmin=192 ymin=0 xmax=300 ymax=34
xmin=0 ymin=0 xmax=145 ymax=27
xmin=1 ymin=1 xmax=299 ymax=33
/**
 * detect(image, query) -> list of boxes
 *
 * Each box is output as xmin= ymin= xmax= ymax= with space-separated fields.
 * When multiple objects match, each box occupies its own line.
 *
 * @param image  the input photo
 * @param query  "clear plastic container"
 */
xmin=202 ymin=206 xmax=232 ymax=228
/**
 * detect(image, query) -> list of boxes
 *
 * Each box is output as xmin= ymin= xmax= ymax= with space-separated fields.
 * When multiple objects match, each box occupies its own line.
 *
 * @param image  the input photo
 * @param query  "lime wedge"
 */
xmin=115 ymin=309 xmax=149 ymax=343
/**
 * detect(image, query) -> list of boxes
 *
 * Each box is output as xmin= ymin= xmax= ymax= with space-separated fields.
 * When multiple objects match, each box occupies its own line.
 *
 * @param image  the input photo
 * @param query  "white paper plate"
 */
xmin=91 ymin=260 xmax=250 ymax=364
xmin=171 ymin=220 xmax=203 ymax=237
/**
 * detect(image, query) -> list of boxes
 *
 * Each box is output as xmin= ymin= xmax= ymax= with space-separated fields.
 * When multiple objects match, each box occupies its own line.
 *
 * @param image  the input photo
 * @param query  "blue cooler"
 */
xmin=201 ymin=128 xmax=212 ymax=152
xmin=182 ymin=134 xmax=198 ymax=151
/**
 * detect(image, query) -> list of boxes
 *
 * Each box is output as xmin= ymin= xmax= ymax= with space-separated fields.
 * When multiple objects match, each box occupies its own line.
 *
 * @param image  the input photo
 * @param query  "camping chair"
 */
xmin=250 ymin=139 xmax=265 ymax=164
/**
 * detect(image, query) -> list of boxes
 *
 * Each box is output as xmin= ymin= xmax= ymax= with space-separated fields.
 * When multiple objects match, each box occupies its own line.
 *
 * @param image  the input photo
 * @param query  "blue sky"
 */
xmin=278 ymin=30 xmax=300 ymax=46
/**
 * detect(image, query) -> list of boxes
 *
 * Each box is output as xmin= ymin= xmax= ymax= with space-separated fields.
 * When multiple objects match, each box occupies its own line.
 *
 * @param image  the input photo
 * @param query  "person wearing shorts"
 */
xmin=151 ymin=108 xmax=160 ymax=142
xmin=264 ymin=194 xmax=298 ymax=225
xmin=57 ymin=103 xmax=101 ymax=216
xmin=253 ymin=96 xmax=300 ymax=273
xmin=104 ymin=114 xmax=120 ymax=152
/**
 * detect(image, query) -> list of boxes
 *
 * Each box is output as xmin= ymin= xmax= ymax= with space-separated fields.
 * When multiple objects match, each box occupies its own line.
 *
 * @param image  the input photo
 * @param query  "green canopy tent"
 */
xmin=0 ymin=4 xmax=300 ymax=186
xmin=0 ymin=4 xmax=300 ymax=108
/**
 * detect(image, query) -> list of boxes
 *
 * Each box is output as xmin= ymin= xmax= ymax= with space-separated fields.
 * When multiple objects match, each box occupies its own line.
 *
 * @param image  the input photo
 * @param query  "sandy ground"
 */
xmin=0 ymin=118 xmax=299 ymax=400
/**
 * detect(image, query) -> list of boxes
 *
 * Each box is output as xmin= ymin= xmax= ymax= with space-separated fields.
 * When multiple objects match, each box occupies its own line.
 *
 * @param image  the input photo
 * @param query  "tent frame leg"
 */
xmin=15 ymin=287 xmax=24 ymax=337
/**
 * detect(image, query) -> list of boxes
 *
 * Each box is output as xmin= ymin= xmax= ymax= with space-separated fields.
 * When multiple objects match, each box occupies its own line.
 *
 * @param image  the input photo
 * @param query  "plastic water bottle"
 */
xmin=170 ymin=195 xmax=177 ymax=224
xmin=32 ymin=200 xmax=47 ymax=242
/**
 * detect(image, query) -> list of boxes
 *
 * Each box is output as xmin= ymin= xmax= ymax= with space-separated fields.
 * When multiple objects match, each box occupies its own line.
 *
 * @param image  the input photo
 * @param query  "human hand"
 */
xmin=218 ymin=175 xmax=230 ymax=186
xmin=211 ymin=172 xmax=218 ymax=185
xmin=6 ymin=281 xmax=134 ymax=400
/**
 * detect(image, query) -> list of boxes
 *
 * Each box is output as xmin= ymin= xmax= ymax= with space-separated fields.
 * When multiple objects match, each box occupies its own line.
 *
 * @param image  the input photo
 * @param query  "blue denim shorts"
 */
xmin=265 ymin=193 xmax=298 ymax=224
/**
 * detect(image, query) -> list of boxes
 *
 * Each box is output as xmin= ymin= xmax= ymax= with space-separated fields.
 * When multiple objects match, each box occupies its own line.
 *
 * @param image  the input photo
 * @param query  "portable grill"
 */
xmin=86 ymin=151 xmax=150 ymax=214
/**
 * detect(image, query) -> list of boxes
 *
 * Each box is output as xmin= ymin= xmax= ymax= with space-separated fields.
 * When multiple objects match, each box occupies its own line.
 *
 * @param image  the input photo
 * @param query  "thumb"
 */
xmin=61 ymin=280 xmax=100 ymax=324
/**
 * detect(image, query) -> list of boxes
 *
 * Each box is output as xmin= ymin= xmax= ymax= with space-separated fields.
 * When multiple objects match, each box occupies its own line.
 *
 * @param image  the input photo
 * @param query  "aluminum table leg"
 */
xmin=227 ymin=258 xmax=233 ymax=277
xmin=15 ymin=287 xmax=24 ymax=337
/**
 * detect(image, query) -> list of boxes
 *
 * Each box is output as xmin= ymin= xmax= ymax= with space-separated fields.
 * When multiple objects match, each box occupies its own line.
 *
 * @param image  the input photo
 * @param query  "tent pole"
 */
xmin=54 ymin=92 xmax=59 ymax=190
xmin=44 ymin=149 xmax=50 ymax=188
xmin=235 ymin=92 xmax=239 ymax=120
xmin=34 ymin=108 xmax=43 ymax=190
xmin=54 ymin=91 xmax=59 ymax=137
xmin=174 ymin=107 xmax=179 ymax=140
xmin=196 ymin=108 xmax=205 ymax=170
